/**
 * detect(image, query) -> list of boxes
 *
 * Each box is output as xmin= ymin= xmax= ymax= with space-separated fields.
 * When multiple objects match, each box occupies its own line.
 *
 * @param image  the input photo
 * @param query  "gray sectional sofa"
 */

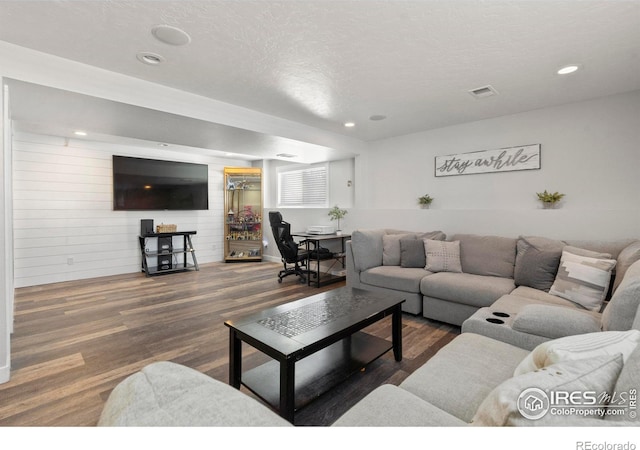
xmin=346 ymin=229 xmax=640 ymax=327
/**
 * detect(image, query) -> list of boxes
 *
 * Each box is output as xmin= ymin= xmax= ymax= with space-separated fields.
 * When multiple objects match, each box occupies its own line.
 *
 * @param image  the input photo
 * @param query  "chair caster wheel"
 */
xmin=278 ymin=278 xmax=282 ymax=283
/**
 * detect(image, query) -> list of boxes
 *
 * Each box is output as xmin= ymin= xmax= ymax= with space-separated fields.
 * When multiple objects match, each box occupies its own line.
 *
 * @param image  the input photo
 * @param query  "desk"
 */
xmin=292 ymin=232 xmax=351 ymax=287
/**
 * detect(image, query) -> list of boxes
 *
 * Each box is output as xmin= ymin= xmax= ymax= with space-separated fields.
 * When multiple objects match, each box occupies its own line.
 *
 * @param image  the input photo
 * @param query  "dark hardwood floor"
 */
xmin=0 ymin=261 xmax=459 ymax=426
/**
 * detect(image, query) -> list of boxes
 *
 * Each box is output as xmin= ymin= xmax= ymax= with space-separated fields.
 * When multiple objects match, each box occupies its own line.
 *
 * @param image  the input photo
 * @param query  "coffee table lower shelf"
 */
xmin=241 ymin=331 xmax=391 ymax=412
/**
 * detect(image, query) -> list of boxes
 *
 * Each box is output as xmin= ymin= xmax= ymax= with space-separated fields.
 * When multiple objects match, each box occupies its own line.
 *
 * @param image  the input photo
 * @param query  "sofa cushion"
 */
xmin=510 ymin=286 xmax=589 ymax=307
xmin=451 ymin=234 xmax=516 ymax=278
xmin=98 ymin=361 xmax=291 ymax=426
xmin=421 ymin=272 xmax=515 ymax=308
xmin=424 ymin=239 xmax=462 ymax=273
xmin=361 ymin=266 xmax=431 ymax=293
xmin=513 ymin=330 xmax=640 ymax=376
xmin=400 ymin=238 xmax=426 ymax=268
xmin=549 ymin=250 xmax=617 ymax=311
xmin=563 ymin=239 xmax=635 ymax=260
xmin=351 ymin=229 xmax=386 ymax=272
xmin=400 ymin=333 xmax=529 ymax=423
xmin=563 ymin=245 xmax=612 ymax=259
xmin=472 ymin=354 xmax=623 ymax=426
xmin=511 ymin=304 xmax=601 ymax=340
xmin=332 ymin=384 xmax=465 ymax=427
xmin=461 ymin=294 xmax=601 ymax=351
xmin=382 ymin=233 xmax=415 ymax=266
xmin=613 ymin=240 xmax=640 ymax=293
xmin=601 ymin=259 xmax=640 ymax=331
xmin=514 ymin=236 xmax=564 ymax=292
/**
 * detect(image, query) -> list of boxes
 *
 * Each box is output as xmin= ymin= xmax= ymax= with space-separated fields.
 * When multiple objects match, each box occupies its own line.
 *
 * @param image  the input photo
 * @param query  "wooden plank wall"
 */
xmin=12 ymin=132 xmax=247 ymax=287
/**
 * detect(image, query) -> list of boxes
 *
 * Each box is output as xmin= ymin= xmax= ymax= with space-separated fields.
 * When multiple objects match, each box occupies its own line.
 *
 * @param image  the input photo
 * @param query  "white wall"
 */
xmin=348 ymin=91 xmax=640 ymax=241
xmin=12 ymin=132 xmax=247 ymax=287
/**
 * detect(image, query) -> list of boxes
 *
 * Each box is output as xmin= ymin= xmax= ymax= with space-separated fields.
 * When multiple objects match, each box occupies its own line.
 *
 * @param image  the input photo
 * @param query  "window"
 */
xmin=277 ymin=164 xmax=328 ymax=208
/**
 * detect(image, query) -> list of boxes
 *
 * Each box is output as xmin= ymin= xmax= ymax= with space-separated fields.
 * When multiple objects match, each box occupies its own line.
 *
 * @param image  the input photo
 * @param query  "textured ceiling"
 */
xmin=1 ymin=1 xmax=640 ymax=155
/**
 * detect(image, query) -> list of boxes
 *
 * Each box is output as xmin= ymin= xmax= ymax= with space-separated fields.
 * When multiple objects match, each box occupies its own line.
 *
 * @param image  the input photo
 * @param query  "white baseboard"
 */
xmin=0 ymin=363 xmax=10 ymax=384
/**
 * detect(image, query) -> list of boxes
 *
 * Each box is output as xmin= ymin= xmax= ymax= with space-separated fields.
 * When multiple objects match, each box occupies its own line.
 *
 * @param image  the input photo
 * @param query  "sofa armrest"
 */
xmin=512 ymin=304 xmax=601 ymax=339
xmin=98 ymin=361 xmax=291 ymax=427
xmin=345 ymin=240 xmax=361 ymax=287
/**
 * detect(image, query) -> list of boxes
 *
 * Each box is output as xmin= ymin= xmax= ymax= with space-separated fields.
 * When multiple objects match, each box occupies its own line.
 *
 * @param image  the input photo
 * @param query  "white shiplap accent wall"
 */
xmin=12 ymin=132 xmax=245 ymax=288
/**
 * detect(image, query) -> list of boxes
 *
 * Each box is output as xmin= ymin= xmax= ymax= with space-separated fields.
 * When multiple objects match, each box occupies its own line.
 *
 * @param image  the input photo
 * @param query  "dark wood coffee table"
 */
xmin=224 ymin=287 xmax=405 ymax=423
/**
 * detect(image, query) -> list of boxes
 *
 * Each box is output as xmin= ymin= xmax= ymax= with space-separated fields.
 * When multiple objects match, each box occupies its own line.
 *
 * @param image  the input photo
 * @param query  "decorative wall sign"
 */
xmin=434 ymin=144 xmax=541 ymax=177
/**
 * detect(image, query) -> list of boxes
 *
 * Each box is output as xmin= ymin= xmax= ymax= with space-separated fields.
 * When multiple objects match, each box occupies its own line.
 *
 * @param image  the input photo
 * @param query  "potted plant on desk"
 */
xmin=328 ymin=205 xmax=348 ymax=235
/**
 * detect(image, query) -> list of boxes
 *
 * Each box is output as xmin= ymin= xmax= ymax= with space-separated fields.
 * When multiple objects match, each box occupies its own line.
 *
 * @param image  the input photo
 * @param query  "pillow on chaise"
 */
xmin=513 ymin=329 xmax=640 ymax=376
xmin=549 ymin=250 xmax=617 ymax=311
xmin=472 ymin=354 xmax=623 ymax=426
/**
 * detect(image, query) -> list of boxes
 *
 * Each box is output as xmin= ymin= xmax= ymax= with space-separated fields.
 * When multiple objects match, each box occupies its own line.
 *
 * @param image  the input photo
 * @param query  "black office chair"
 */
xmin=269 ymin=211 xmax=310 ymax=283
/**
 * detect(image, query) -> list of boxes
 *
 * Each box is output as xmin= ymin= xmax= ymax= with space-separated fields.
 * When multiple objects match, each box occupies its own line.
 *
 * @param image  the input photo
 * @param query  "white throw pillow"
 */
xmin=549 ymin=250 xmax=617 ymax=311
xmin=514 ymin=330 xmax=640 ymax=376
xmin=424 ymin=239 xmax=462 ymax=273
xmin=472 ymin=354 xmax=623 ymax=426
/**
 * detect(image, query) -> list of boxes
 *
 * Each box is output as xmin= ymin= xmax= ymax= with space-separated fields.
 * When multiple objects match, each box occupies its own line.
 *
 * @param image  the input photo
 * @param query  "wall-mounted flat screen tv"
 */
xmin=113 ymin=155 xmax=209 ymax=210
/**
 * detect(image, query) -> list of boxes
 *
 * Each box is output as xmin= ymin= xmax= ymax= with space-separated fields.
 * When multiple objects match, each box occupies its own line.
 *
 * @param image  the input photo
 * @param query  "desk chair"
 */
xmin=268 ymin=211 xmax=310 ymax=283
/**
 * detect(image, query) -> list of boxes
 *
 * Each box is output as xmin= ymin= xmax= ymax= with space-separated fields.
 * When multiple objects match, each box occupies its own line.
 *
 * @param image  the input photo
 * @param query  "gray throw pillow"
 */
xmin=400 ymin=239 xmax=426 ymax=268
xmin=382 ymin=233 xmax=415 ymax=266
xmin=514 ymin=236 xmax=565 ymax=292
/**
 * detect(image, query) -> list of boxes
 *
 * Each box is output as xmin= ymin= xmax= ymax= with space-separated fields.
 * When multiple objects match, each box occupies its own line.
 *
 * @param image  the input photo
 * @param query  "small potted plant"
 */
xmin=328 ymin=205 xmax=348 ymax=235
xmin=536 ymin=190 xmax=565 ymax=209
xmin=418 ymin=194 xmax=434 ymax=209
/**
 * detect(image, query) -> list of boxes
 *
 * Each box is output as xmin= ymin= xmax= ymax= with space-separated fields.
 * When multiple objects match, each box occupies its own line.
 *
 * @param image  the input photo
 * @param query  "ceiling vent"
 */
xmin=276 ymin=153 xmax=296 ymax=158
xmin=469 ymin=85 xmax=499 ymax=99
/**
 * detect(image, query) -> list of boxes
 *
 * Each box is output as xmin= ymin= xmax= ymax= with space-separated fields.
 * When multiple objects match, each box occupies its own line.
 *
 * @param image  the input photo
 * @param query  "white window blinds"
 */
xmin=277 ymin=164 xmax=328 ymax=207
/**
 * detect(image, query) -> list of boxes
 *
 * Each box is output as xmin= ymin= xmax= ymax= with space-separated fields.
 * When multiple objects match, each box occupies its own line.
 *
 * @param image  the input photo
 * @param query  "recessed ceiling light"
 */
xmin=136 ymin=51 xmax=165 ymax=65
xmin=557 ymin=64 xmax=580 ymax=75
xmin=74 ymin=131 xmax=87 ymax=136
xmin=151 ymin=24 xmax=192 ymax=46
xmin=369 ymin=115 xmax=387 ymax=121
xmin=344 ymin=122 xmax=355 ymax=128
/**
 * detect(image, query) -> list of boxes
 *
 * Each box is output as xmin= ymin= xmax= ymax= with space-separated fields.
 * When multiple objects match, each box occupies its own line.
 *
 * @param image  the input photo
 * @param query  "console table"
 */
xmin=138 ymin=231 xmax=199 ymax=276
xmin=292 ymin=232 xmax=351 ymax=287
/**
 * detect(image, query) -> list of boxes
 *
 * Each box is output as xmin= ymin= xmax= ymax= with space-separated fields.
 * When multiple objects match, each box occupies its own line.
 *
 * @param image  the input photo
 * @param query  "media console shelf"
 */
xmin=138 ymin=231 xmax=199 ymax=276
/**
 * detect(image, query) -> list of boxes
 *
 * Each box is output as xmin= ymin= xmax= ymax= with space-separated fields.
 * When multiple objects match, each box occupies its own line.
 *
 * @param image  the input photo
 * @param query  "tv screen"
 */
xmin=113 ymin=155 xmax=209 ymax=210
